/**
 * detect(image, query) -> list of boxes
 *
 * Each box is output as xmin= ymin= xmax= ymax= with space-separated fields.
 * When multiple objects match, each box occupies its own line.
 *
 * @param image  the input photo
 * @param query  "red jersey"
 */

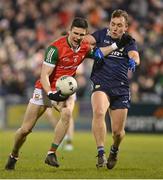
xmin=35 ymin=36 xmax=91 ymax=90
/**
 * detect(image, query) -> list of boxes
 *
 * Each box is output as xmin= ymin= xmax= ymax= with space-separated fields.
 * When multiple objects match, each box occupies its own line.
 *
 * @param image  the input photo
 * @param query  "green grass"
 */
xmin=0 ymin=130 xmax=163 ymax=179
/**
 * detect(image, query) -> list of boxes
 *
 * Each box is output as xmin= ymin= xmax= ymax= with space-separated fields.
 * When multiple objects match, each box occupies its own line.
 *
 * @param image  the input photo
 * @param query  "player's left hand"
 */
xmin=117 ymin=34 xmax=133 ymax=49
xmin=48 ymin=90 xmax=69 ymax=101
xmin=128 ymin=58 xmax=136 ymax=72
xmin=93 ymin=47 xmax=104 ymax=61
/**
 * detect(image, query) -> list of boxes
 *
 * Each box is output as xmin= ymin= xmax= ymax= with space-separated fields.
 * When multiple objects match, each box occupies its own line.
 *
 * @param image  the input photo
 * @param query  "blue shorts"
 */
xmin=92 ymin=84 xmax=131 ymax=110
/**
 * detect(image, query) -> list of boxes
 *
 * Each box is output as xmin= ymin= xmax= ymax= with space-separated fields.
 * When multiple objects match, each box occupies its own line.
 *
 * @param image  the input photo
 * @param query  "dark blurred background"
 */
xmin=0 ymin=0 xmax=163 ymax=132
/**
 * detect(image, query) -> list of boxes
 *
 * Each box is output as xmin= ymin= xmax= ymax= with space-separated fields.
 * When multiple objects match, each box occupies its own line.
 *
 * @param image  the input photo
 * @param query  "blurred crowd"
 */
xmin=0 ymin=0 xmax=163 ymax=104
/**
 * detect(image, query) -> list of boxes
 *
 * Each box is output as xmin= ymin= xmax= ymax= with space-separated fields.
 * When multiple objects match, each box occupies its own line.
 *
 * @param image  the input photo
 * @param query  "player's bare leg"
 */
xmin=63 ymin=99 xmax=75 ymax=151
xmin=107 ymin=108 xmax=128 ymax=169
xmin=45 ymin=105 xmax=75 ymax=151
xmin=5 ymin=103 xmax=46 ymax=170
xmin=45 ymin=108 xmax=58 ymax=128
xmin=67 ymin=117 xmax=74 ymax=141
xmin=91 ymin=91 xmax=109 ymax=168
xmin=45 ymin=96 xmax=74 ymax=167
xmin=62 ymin=116 xmax=74 ymax=151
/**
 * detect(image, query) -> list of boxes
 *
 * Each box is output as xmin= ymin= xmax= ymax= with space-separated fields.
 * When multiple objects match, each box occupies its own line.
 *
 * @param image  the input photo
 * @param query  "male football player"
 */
xmin=86 ymin=9 xmax=140 ymax=169
xmin=5 ymin=17 xmax=133 ymax=170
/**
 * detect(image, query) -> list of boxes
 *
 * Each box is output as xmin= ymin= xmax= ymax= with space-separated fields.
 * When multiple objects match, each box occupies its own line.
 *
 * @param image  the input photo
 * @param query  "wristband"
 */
xmin=111 ymin=43 xmax=118 ymax=50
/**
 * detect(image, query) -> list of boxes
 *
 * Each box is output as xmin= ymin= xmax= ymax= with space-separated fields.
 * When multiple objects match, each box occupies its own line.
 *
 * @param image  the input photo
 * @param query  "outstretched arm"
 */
xmin=100 ymin=34 xmax=134 ymax=56
xmin=85 ymin=34 xmax=113 ymax=57
xmin=86 ymin=33 xmax=133 ymax=57
xmin=86 ymin=33 xmax=140 ymax=73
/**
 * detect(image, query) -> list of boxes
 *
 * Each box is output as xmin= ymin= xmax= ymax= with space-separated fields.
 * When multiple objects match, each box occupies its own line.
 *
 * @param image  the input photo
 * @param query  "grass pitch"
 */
xmin=0 ymin=130 xmax=163 ymax=179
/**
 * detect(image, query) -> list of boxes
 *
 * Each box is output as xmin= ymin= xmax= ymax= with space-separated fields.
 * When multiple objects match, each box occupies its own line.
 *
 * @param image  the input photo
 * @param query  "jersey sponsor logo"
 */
xmin=63 ymin=57 xmax=70 ymax=62
xmin=46 ymin=48 xmax=55 ymax=63
xmin=60 ymin=65 xmax=78 ymax=69
xmin=110 ymin=51 xmax=123 ymax=56
xmin=108 ymin=55 xmax=124 ymax=59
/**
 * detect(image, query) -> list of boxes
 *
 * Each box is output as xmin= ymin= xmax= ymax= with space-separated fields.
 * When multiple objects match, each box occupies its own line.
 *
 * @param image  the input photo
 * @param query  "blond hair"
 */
xmin=111 ymin=9 xmax=129 ymax=25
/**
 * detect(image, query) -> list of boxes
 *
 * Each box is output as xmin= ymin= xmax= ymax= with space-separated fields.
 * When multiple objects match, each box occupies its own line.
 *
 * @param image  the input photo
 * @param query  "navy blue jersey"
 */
xmin=91 ymin=28 xmax=138 ymax=95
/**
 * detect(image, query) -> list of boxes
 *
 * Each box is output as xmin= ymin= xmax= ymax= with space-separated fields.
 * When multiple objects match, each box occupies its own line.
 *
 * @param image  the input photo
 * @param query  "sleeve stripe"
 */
xmin=43 ymin=61 xmax=55 ymax=67
xmin=46 ymin=48 xmax=55 ymax=63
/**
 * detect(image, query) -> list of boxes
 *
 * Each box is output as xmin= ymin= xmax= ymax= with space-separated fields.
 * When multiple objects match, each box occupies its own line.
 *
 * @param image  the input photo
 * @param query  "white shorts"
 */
xmin=29 ymin=88 xmax=76 ymax=107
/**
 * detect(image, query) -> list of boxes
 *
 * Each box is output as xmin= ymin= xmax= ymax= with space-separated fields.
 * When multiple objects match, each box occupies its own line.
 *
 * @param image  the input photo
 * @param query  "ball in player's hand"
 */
xmin=56 ymin=75 xmax=78 ymax=96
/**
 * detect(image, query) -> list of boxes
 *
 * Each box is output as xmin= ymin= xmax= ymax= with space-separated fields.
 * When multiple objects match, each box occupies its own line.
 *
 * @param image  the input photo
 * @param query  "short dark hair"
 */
xmin=111 ymin=9 xmax=129 ymax=25
xmin=71 ymin=17 xmax=88 ymax=29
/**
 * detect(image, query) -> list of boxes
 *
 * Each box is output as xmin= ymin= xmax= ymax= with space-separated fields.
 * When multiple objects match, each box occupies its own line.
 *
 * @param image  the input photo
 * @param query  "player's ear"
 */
xmin=125 ymin=22 xmax=128 ymax=30
xmin=85 ymin=29 xmax=89 ymax=35
xmin=124 ymin=26 xmax=128 ymax=33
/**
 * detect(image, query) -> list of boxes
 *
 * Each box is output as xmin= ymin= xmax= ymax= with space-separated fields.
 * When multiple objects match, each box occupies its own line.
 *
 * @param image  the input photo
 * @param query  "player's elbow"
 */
xmin=135 ymin=58 xmax=140 ymax=66
xmin=135 ymin=53 xmax=140 ymax=66
xmin=128 ymin=51 xmax=140 ymax=66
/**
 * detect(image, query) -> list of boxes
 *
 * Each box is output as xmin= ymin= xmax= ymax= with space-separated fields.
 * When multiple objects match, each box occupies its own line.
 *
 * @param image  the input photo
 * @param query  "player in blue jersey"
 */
xmin=86 ymin=9 xmax=140 ymax=169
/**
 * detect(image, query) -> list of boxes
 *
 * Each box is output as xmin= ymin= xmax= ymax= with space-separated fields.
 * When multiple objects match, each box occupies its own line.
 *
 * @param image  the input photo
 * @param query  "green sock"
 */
xmin=49 ymin=143 xmax=59 ymax=153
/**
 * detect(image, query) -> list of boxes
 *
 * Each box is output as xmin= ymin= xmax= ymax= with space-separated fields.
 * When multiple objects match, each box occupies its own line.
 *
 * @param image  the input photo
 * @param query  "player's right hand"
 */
xmin=116 ymin=34 xmax=133 ymax=49
xmin=47 ymin=91 xmax=69 ymax=102
xmin=128 ymin=58 xmax=137 ymax=72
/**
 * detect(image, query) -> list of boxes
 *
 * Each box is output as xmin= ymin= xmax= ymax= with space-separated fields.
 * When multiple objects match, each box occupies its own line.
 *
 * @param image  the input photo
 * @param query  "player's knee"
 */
xmin=112 ymin=130 xmax=125 ymax=139
xmin=61 ymin=108 xmax=72 ymax=125
xmin=19 ymin=127 xmax=32 ymax=136
xmin=93 ymin=109 xmax=105 ymax=119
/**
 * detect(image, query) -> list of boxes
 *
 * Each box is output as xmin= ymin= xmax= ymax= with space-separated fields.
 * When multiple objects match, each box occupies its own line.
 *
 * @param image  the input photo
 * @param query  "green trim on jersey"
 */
xmin=66 ymin=36 xmax=71 ymax=48
xmin=44 ymin=46 xmax=58 ymax=65
xmin=86 ymin=49 xmax=94 ymax=58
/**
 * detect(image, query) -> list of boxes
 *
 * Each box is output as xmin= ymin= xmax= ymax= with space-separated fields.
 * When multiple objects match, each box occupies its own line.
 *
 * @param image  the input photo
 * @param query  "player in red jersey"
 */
xmin=5 ymin=17 xmax=132 ymax=170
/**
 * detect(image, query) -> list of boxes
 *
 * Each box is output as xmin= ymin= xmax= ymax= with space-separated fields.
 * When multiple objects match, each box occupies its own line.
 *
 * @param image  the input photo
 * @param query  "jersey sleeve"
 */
xmin=91 ymin=28 xmax=107 ymax=44
xmin=43 ymin=45 xmax=58 ymax=67
xmin=125 ymin=39 xmax=138 ymax=53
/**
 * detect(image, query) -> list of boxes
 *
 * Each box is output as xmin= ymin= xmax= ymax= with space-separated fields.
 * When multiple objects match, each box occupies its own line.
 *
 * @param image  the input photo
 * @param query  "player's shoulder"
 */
xmin=126 ymin=33 xmax=137 ymax=45
xmin=45 ymin=37 xmax=67 ymax=55
xmin=100 ymin=27 xmax=108 ymax=33
xmin=50 ymin=36 xmax=67 ymax=48
xmin=92 ymin=28 xmax=108 ymax=42
xmin=94 ymin=27 xmax=108 ymax=34
xmin=125 ymin=33 xmax=136 ymax=41
xmin=124 ymin=33 xmax=138 ymax=52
